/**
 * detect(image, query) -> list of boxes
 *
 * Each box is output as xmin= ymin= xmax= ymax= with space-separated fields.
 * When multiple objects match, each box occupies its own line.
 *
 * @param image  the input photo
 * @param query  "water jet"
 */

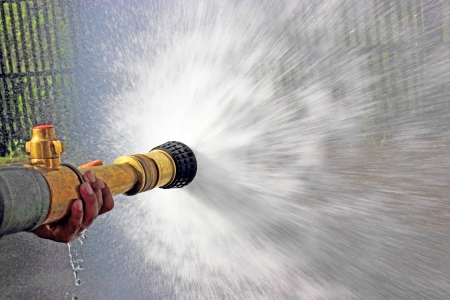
xmin=1 ymin=1 xmax=450 ymax=299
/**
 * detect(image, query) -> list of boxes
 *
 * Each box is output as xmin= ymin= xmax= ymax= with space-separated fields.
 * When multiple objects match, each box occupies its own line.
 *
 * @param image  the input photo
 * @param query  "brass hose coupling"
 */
xmin=24 ymin=125 xmax=197 ymax=225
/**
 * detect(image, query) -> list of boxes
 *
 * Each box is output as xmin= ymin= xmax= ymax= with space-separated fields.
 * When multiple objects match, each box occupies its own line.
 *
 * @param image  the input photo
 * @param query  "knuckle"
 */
xmin=83 ymin=192 xmax=97 ymax=203
xmin=96 ymin=191 xmax=103 ymax=202
xmin=98 ymin=197 xmax=104 ymax=207
xmin=107 ymin=200 xmax=115 ymax=211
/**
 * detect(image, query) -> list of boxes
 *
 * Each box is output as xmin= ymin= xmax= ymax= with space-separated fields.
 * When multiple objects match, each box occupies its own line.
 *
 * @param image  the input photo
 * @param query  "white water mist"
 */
xmin=93 ymin=1 xmax=450 ymax=299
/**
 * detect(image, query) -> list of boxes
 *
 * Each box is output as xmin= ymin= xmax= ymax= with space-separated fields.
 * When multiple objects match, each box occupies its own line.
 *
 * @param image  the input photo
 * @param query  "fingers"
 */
xmin=66 ymin=199 xmax=84 ymax=234
xmin=79 ymin=179 xmax=99 ymax=230
xmin=98 ymin=179 xmax=114 ymax=215
xmin=78 ymin=160 xmax=104 ymax=169
xmin=33 ymin=169 xmax=115 ymax=244
xmin=56 ymin=200 xmax=84 ymax=243
xmin=83 ymin=171 xmax=103 ymax=210
xmin=58 ymin=199 xmax=84 ymax=243
xmin=32 ymin=199 xmax=84 ymax=243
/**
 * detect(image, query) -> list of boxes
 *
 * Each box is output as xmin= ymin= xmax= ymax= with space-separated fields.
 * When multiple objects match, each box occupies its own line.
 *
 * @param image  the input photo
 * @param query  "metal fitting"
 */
xmin=25 ymin=125 xmax=65 ymax=169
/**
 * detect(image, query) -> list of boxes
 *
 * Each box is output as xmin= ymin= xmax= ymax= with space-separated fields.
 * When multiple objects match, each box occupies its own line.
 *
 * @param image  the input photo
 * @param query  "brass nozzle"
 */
xmin=24 ymin=126 xmax=197 ymax=225
xmin=113 ymin=149 xmax=177 ymax=195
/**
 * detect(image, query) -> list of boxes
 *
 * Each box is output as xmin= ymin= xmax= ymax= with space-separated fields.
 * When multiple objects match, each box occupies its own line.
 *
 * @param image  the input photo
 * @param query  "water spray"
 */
xmin=0 ymin=125 xmax=197 ymax=235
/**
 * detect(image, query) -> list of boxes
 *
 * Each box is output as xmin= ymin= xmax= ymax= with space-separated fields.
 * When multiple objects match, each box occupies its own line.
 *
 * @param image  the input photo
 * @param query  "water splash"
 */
xmin=89 ymin=1 xmax=450 ymax=299
xmin=64 ymin=292 xmax=79 ymax=300
xmin=68 ymin=234 xmax=86 ymax=287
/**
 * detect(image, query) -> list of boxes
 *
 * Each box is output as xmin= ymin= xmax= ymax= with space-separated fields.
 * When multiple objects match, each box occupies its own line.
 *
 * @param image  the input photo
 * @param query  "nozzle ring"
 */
xmin=129 ymin=154 xmax=159 ymax=192
xmin=61 ymin=163 xmax=85 ymax=185
xmin=152 ymin=141 xmax=197 ymax=189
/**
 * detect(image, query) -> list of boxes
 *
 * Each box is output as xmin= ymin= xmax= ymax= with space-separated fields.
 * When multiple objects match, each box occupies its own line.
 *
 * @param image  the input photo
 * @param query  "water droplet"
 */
xmin=67 ymin=234 xmax=87 ymax=287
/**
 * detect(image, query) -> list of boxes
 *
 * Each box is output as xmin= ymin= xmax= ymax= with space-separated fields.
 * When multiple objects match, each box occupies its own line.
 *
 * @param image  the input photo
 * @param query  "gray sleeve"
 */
xmin=0 ymin=166 xmax=50 ymax=235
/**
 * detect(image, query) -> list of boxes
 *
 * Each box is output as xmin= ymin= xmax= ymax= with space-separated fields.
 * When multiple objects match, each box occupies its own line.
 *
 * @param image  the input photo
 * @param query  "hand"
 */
xmin=32 ymin=161 xmax=114 ymax=243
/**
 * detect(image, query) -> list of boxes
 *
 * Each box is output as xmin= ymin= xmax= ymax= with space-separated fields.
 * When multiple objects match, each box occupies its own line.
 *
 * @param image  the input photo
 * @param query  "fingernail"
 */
xmin=86 ymin=171 xmax=96 ymax=183
xmin=84 ymin=183 xmax=94 ymax=195
xmin=83 ymin=174 xmax=90 ymax=183
xmin=76 ymin=200 xmax=83 ymax=211
xmin=99 ymin=179 xmax=105 ymax=189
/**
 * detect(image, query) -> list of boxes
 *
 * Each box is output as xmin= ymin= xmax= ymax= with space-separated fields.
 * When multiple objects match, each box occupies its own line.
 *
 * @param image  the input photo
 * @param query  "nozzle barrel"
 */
xmin=38 ymin=141 xmax=197 ymax=225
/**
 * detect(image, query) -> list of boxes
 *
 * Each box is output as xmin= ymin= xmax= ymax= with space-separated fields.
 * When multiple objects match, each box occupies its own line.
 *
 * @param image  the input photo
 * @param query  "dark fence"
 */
xmin=284 ymin=0 xmax=450 ymax=144
xmin=0 ymin=1 xmax=449 ymax=155
xmin=343 ymin=0 xmax=450 ymax=143
xmin=0 ymin=0 xmax=78 ymax=156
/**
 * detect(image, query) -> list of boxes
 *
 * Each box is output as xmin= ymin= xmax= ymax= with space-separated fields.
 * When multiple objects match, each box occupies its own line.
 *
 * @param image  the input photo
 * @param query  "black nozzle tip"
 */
xmin=152 ymin=141 xmax=197 ymax=189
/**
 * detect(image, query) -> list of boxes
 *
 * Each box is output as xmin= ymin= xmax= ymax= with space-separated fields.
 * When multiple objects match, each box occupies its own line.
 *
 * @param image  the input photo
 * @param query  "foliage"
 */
xmin=0 ymin=0 xmax=76 ymax=157
xmin=0 ymin=154 xmax=29 ymax=167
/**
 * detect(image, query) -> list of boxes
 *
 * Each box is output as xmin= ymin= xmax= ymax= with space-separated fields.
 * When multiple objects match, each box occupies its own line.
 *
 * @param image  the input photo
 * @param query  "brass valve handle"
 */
xmin=25 ymin=125 xmax=65 ymax=169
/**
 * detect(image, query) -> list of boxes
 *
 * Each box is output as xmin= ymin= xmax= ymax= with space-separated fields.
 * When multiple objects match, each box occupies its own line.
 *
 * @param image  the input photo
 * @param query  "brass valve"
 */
xmin=25 ymin=125 xmax=65 ymax=169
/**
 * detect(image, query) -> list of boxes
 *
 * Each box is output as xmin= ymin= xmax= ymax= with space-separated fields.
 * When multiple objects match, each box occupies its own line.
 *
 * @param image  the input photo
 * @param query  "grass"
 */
xmin=0 ymin=154 xmax=29 ymax=167
xmin=0 ymin=0 xmax=76 ymax=157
